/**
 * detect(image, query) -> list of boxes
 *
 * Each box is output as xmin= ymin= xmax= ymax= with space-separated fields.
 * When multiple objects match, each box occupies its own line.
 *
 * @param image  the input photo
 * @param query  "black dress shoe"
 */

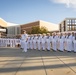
xmin=67 ymin=51 xmax=71 ymax=52
xmin=74 ymin=52 xmax=76 ymax=53
xmin=47 ymin=50 xmax=50 ymax=51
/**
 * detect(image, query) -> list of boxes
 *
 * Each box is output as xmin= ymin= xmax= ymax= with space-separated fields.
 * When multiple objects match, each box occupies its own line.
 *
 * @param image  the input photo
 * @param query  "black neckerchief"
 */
xmin=53 ymin=36 xmax=55 ymax=38
xmin=65 ymin=36 xmax=66 ymax=38
xmin=60 ymin=36 xmax=62 ymax=39
xmin=67 ymin=35 xmax=70 ymax=38
xmin=42 ymin=36 xmax=44 ymax=38
xmin=47 ymin=36 xmax=49 ymax=39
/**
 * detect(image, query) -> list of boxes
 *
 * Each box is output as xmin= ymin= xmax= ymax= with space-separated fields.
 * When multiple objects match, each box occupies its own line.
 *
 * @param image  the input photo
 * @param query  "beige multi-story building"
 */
xmin=0 ymin=18 xmax=20 ymax=37
xmin=0 ymin=18 xmax=59 ymax=37
xmin=0 ymin=18 xmax=7 ymax=37
xmin=59 ymin=18 xmax=76 ymax=32
xmin=20 ymin=20 xmax=59 ymax=34
xmin=7 ymin=26 xmax=21 ymax=37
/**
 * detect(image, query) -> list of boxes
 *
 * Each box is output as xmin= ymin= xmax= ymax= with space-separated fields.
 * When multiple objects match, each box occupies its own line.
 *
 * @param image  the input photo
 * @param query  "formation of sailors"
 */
xmin=0 ymin=38 xmax=20 ymax=48
xmin=0 ymin=31 xmax=76 ymax=53
xmin=21 ymin=31 xmax=76 ymax=53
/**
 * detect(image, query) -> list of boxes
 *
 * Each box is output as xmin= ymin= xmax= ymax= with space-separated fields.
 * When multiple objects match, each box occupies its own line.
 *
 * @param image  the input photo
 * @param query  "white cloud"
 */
xmin=50 ymin=0 xmax=76 ymax=9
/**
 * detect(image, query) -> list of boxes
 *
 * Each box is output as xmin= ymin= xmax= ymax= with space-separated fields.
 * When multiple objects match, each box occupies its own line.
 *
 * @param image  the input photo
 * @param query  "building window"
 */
xmin=67 ymin=20 xmax=70 ymax=25
xmin=67 ymin=26 xmax=70 ymax=31
xmin=71 ymin=19 xmax=75 ymax=24
xmin=69 ymin=20 xmax=71 ymax=25
xmin=67 ymin=19 xmax=76 ymax=31
xmin=64 ymin=21 xmax=66 ymax=31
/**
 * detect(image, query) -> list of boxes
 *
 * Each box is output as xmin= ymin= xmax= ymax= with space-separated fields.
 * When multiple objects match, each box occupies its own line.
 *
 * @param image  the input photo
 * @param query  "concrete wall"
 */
xmin=0 ymin=18 xmax=7 ymax=27
xmin=40 ymin=20 xmax=59 ymax=31
xmin=7 ymin=26 xmax=21 ymax=37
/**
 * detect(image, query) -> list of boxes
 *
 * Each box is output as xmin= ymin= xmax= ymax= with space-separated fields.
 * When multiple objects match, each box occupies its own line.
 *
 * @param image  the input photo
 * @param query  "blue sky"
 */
xmin=0 ymin=0 xmax=76 ymax=24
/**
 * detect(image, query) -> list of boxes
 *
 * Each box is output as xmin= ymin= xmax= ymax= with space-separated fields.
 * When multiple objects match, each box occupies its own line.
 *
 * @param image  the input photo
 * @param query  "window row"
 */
xmin=67 ymin=25 xmax=76 ymax=31
xmin=67 ymin=19 xmax=76 ymax=24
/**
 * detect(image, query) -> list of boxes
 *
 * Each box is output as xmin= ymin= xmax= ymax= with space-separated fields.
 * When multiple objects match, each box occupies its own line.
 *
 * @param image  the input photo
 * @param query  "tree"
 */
xmin=40 ymin=26 xmax=48 ymax=34
xmin=31 ymin=26 xmax=48 ymax=34
xmin=31 ymin=26 xmax=40 ymax=34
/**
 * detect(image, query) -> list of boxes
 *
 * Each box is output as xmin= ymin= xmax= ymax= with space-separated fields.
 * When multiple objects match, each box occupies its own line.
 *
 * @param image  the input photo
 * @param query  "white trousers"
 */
xmin=59 ymin=39 xmax=64 ymax=51
xmin=74 ymin=41 xmax=76 ymax=52
xmin=37 ymin=41 xmax=41 ymax=50
xmin=33 ymin=41 xmax=37 ymax=49
xmin=52 ymin=40 xmax=57 ymax=51
xmin=21 ymin=41 xmax=24 ymax=48
xmin=41 ymin=42 xmax=46 ymax=50
xmin=22 ymin=41 xmax=27 ymax=52
xmin=46 ymin=41 xmax=51 ymax=50
xmin=67 ymin=40 xmax=72 ymax=51
xmin=27 ymin=42 xmax=30 ymax=49
xmin=30 ymin=41 xmax=33 ymax=49
xmin=64 ymin=40 xmax=67 ymax=50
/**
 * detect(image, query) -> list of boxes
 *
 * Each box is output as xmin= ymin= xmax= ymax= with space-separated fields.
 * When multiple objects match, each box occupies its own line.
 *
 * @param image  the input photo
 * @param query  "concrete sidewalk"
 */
xmin=0 ymin=48 xmax=76 ymax=75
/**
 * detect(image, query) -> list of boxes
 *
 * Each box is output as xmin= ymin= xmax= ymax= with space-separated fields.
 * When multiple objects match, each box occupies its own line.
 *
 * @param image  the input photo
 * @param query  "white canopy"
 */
xmin=0 ymin=29 xmax=6 ymax=32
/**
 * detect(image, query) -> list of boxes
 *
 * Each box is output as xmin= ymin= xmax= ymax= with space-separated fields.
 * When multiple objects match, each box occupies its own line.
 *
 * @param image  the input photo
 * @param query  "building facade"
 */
xmin=7 ymin=26 xmax=21 ymax=37
xmin=0 ymin=18 xmax=20 ymax=37
xmin=59 ymin=18 xmax=76 ymax=32
xmin=20 ymin=21 xmax=39 ymax=34
xmin=0 ymin=18 xmax=7 ymax=37
xmin=0 ymin=18 xmax=59 ymax=37
xmin=20 ymin=20 xmax=59 ymax=34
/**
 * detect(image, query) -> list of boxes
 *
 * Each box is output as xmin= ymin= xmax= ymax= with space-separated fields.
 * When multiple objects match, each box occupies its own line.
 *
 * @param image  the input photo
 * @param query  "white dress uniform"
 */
xmin=52 ymin=36 xmax=57 ymax=51
xmin=29 ymin=36 xmax=33 ymax=50
xmin=73 ymin=36 xmax=76 ymax=52
xmin=67 ymin=35 xmax=73 ymax=52
xmin=72 ymin=35 xmax=74 ymax=51
xmin=59 ymin=35 xmax=65 ymax=51
xmin=13 ymin=38 xmax=16 ymax=47
xmin=21 ymin=34 xmax=28 ymax=52
xmin=41 ymin=36 xmax=46 ymax=50
xmin=7 ymin=38 xmax=10 ymax=47
xmin=37 ymin=36 xmax=42 ymax=50
xmin=2 ymin=38 xmax=4 ymax=47
xmin=27 ymin=36 xmax=30 ymax=49
xmin=56 ymin=36 xmax=60 ymax=50
xmin=46 ymin=36 xmax=51 ymax=51
xmin=4 ymin=38 xmax=7 ymax=47
xmin=29 ymin=37 xmax=31 ymax=49
xmin=3 ymin=38 xmax=5 ymax=47
xmin=5 ymin=38 xmax=7 ymax=47
xmin=32 ymin=37 xmax=34 ymax=49
xmin=16 ymin=39 xmax=20 ymax=47
xmin=64 ymin=35 xmax=68 ymax=51
xmin=33 ymin=36 xmax=37 ymax=50
xmin=51 ymin=36 xmax=53 ymax=49
xmin=15 ymin=39 xmax=17 ymax=47
xmin=10 ymin=39 xmax=13 ymax=47
xmin=52 ymin=35 xmax=57 ymax=51
xmin=11 ymin=38 xmax=13 ymax=47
